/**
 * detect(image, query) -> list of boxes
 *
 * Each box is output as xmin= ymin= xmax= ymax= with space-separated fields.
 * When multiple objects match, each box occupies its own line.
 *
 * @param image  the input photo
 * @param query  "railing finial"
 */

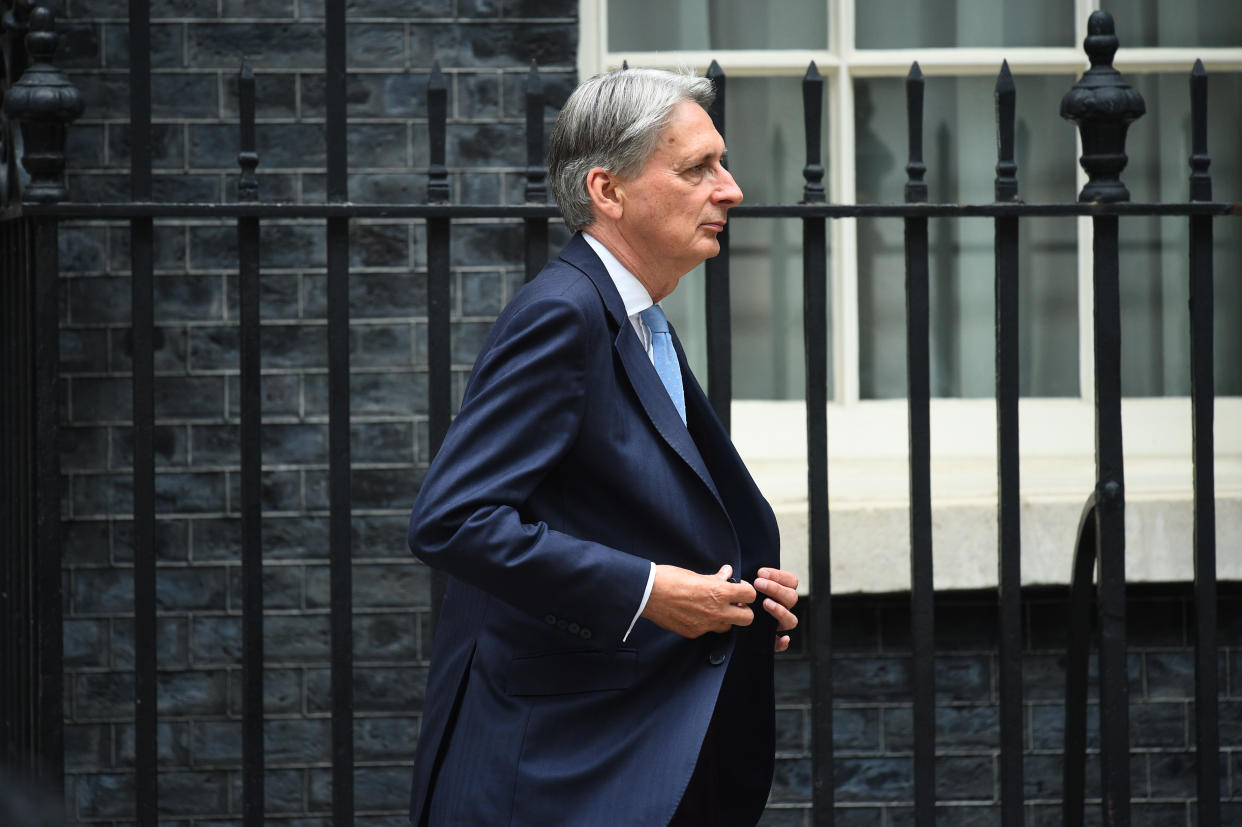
xmin=994 ymin=61 xmax=1017 ymax=202
xmin=428 ymin=60 xmax=450 ymax=204
xmin=800 ymin=61 xmax=824 ymax=204
xmin=524 ymin=60 xmax=546 ymax=204
xmin=1188 ymin=60 xmax=1211 ymax=202
xmin=1060 ymin=10 xmax=1145 ymax=203
xmin=237 ymin=58 xmax=260 ymax=201
xmin=3 ymin=3 xmax=84 ymax=203
xmin=904 ymin=62 xmax=927 ymax=204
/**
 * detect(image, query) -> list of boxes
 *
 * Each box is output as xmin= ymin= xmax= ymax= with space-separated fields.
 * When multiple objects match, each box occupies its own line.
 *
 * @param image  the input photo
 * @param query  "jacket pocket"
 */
xmin=505 ymin=648 xmax=636 ymax=696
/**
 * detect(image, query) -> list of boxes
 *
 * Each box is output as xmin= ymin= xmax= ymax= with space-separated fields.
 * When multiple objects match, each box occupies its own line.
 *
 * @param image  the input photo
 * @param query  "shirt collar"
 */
xmin=583 ymin=232 xmax=654 ymax=319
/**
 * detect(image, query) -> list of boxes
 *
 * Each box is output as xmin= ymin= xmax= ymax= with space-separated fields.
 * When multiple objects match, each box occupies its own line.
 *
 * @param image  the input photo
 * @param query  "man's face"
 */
xmin=611 ymin=100 xmax=743 ymax=300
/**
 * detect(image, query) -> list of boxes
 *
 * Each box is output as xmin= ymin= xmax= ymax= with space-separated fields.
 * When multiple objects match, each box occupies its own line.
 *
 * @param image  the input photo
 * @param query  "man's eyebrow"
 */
xmin=677 ymin=146 xmax=728 ymax=169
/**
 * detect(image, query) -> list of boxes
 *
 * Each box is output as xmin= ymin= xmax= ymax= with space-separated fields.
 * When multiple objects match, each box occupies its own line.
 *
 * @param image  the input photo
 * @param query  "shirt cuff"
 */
xmin=622 ymin=562 xmax=657 ymax=642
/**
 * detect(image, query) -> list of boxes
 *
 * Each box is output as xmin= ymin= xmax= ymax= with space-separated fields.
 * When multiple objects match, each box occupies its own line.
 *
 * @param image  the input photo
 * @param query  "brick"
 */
xmin=1143 ymin=651 xmax=1195 ymax=699
xmin=158 ymin=670 xmax=229 ymax=715
xmin=352 ymin=322 xmax=414 ymax=368
xmin=59 ymin=225 xmax=110 ymax=273
xmin=112 ymin=325 xmax=191 ymax=372
xmin=114 ymin=721 xmax=191 ymax=767
xmin=448 ymin=122 xmax=525 ymax=167
xmin=347 ymin=23 xmax=406 ymax=69
xmin=308 ymin=665 xmax=426 ymax=713
xmin=409 ymin=23 xmax=575 ymax=69
xmin=376 ymin=73 xmax=430 ymax=118
xmin=71 ymin=471 xmax=132 ymax=515
xmin=350 ymin=225 xmax=412 ymax=270
xmin=265 ymin=613 xmax=330 ymax=663
xmin=450 ymin=319 xmax=493 ymax=366
xmin=74 ymin=772 xmax=134 ymax=818
xmin=348 ymin=0 xmax=451 ymax=15
xmin=1130 ymin=701 xmax=1187 ymax=748
xmin=355 ymin=715 xmax=418 ymax=761
xmin=935 ymin=754 xmax=994 ymax=801
xmin=188 ymin=23 xmax=327 ymax=69
xmin=65 ymin=723 xmax=111 ymax=771
xmin=353 ymin=765 xmax=416 ymax=811
xmin=455 ymin=73 xmax=500 ymax=121
xmin=66 ymin=276 xmax=130 ymax=324
xmin=352 ymin=467 xmax=422 ymax=511
xmin=191 ymin=720 xmax=242 ymax=764
xmin=70 ymin=73 xmax=132 ymax=120
xmin=60 ymin=424 xmax=109 ymax=471
xmin=501 ymin=68 xmax=576 ymax=118
xmin=354 ymin=612 xmax=418 ymax=660
xmin=65 ymin=619 xmax=108 ymax=667
xmin=224 ymin=373 xmax=303 ymax=419
xmin=111 ymin=616 xmax=190 ymax=669
xmin=221 ymin=0 xmax=294 ymax=17
xmin=56 ymin=20 xmax=102 ymax=68
xmin=62 ymin=518 xmax=113 ymax=566
xmin=259 ymin=767 xmax=307 ymax=813
xmin=103 ymin=23 xmax=185 ymax=69
xmin=351 ymin=421 xmax=414 ymax=464
xmin=71 ymin=567 xmax=132 ymax=614
xmin=351 ymin=514 xmax=411 ymax=559
xmin=264 ymin=717 xmax=331 ymax=763
xmin=158 ymin=770 xmax=231 ymax=815
xmin=448 ymin=221 xmax=523 ymax=267
xmin=66 ymin=124 xmax=107 ymax=169
xmin=1030 ymin=701 xmax=1098 ymax=751
xmin=73 ymin=671 xmax=133 ymax=720
xmin=1147 ymin=750 xmax=1196 ymax=799
xmin=460 ymin=271 xmax=503 ymax=316
xmin=499 ymin=0 xmax=577 ymax=16
xmin=222 ymin=70 xmax=298 ymax=118
xmin=304 ymin=371 xmax=428 ymax=417
xmin=225 ymin=667 xmax=305 ymax=716
xmin=191 ymin=614 xmax=241 ymax=662
xmin=61 ymin=329 xmax=111 ymax=375
xmin=150 ymin=0 xmax=219 ymax=16
xmin=110 ymin=425 xmax=189 ymax=469
xmin=152 ymin=73 xmax=221 ymax=119
xmin=834 ymin=656 xmax=909 ymax=703
xmin=834 ymin=756 xmax=913 ymax=803
xmin=346 ymin=172 xmax=427 ymax=204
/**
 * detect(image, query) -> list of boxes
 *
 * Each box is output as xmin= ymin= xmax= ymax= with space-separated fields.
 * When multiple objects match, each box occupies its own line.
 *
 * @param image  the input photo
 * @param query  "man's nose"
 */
xmin=714 ymin=166 xmax=743 ymax=206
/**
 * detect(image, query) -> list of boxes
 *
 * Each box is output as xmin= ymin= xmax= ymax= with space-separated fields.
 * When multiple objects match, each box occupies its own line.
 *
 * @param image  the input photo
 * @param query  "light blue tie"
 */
xmin=639 ymin=305 xmax=686 ymax=425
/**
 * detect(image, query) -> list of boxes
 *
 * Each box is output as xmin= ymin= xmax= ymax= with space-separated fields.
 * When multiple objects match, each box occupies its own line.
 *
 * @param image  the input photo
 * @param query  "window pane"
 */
xmin=1101 ymin=0 xmax=1242 ymax=48
xmin=608 ymin=0 xmax=827 ymax=52
xmin=855 ymin=75 xmax=1079 ymax=399
xmin=1116 ymin=72 xmax=1242 ymax=397
xmin=664 ymin=76 xmax=829 ymax=401
xmin=857 ymin=0 xmax=1074 ymax=48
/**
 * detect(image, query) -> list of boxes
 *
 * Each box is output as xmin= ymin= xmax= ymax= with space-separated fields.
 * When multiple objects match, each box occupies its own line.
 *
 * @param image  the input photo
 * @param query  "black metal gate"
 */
xmin=1 ymin=2 xmax=1236 ymax=825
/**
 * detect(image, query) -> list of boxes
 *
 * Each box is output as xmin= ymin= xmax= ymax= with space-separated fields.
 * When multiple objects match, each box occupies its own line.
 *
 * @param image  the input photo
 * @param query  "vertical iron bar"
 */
xmin=33 ymin=216 xmax=64 ymax=793
xmin=523 ymin=61 xmax=548 ymax=283
xmin=1187 ymin=58 xmax=1219 ymax=827
xmin=325 ymin=0 xmax=353 ymax=823
xmin=1063 ymin=497 xmax=1099 ymax=827
xmin=903 ymin=62 xmax=935 ymax=827
xmin=992 ymin=61 xmax=1024 ymax=827
xmin=1092 ymin=215 xmax=1129 ymax=827
xmin=427 ymin=62 xmax=451 ymax=639
xmin=127 ymin=0 xmax=156 ymax=822
xmin=704 ymin=61 xmax=732 ymax=431
xmin=799 ymin=61 xmax=833 ymax=827
xmin=236 ymin=58 xmax=265 ymax=827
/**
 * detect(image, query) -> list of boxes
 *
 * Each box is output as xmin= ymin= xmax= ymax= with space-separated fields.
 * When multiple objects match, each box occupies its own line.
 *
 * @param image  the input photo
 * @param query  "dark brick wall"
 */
xmin=763 ymin=586 xmax=1242 ymax=826
xmin=37 ymin=0 xmax=1240 ymax=824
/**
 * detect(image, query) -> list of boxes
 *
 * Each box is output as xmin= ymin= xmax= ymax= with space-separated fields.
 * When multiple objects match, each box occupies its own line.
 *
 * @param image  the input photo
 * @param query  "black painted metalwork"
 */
xmin=236 ymin=58 xmax=265 ymax=827
xmin=524 ymin=61 xmax=549 ymax=283
xmin=324 ymin=1 xmax=354 ymax=823
xmin=992 ymin=61 xmax=1024 ymax=827
xmin=1060 ymin=13 xmax=1142 ymax=825
xmin=798 ymin=60 xmax=834 ymax=827
xmin=427 ymin=61 xmax=452 ymax=641
xmin=903 ymin=61 xmax=935 ymax=827
xmin=704 ymin=60 xmax=732 ymax=430
xmin=1187 ymin=58 xmax=1219 ymax=827
xmin=2 ymin=7 xmax=1238 ymax=822
xmin=125 ymin=1 xmax=158 ymax=822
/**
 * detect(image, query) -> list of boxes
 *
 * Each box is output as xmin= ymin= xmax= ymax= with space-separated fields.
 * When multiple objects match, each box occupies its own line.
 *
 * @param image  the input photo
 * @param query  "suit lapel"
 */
xmin=560 ymin=235 xmax=723 ymax=506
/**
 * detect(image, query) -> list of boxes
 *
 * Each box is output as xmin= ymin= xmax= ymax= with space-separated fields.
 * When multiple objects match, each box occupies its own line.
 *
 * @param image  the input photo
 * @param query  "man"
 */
xmin=407 ymin=68 xmax=799 ymax=826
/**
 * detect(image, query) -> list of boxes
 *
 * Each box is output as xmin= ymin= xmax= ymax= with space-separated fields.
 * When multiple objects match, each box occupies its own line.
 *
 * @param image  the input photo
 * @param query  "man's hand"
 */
xmin=755 ymin=567 xmax=799 ymax=652
xmin=640 ymin=564 xmax=756 ymax=639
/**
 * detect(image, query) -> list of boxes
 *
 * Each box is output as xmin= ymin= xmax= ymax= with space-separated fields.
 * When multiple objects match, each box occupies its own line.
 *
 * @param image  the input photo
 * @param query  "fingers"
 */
xmin=755 ymin=567 xmax=799 ymax=643
xmin=774 ymin=634 xmax=791 ymax=653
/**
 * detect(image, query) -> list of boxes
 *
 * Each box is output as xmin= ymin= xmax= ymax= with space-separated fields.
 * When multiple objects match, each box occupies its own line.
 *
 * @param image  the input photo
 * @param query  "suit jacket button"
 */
xmin=579 ymin=628 xmax=592 ymax=640
xmin=544 ymin=614 xmax=557 ymax=625
xmin=708 ymin=650 xmax=727 ymax=666
xmin=568 ymin=623 xmax=580 ymax=634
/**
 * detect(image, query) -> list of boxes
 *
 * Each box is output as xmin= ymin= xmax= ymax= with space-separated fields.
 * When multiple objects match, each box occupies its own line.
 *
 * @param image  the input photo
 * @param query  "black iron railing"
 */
xmin=1 ymin=2 xmax=1235 ymax=826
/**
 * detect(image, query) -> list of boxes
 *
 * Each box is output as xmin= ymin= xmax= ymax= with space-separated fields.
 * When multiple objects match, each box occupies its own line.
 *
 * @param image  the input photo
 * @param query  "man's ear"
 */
xmin=585 ymin=167 xmax=624 ymax=221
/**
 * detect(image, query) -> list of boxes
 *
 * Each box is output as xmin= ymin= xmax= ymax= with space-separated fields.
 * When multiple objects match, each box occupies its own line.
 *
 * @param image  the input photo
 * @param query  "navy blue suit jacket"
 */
xmin=407 ymin=233 xmax=781 ymax=825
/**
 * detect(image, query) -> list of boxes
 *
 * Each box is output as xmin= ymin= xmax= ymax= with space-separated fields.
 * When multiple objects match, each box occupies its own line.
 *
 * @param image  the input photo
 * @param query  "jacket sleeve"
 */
xmin=408 ymin=289 xmax=653 ymax=649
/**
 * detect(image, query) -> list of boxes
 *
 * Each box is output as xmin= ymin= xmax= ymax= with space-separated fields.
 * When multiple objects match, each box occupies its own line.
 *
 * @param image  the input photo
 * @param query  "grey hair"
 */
xmin=548 ymin=68 xmax=715 ymax=232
